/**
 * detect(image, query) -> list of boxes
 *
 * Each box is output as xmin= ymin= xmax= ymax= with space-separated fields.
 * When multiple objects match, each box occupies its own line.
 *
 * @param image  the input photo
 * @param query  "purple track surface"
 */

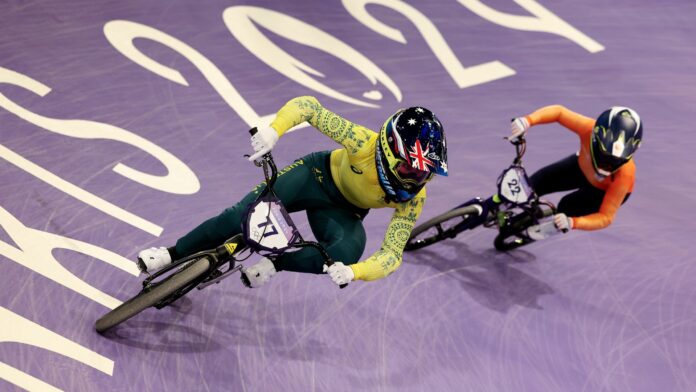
xmin=1 ymin=1 xmax=695 ymax=391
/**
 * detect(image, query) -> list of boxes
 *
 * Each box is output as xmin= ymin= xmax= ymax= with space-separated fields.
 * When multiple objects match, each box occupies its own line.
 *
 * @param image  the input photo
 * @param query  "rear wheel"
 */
xmin=406 ymin=206 xmax=481 ymax=251
xmin=95 ymin=256 xmax=211 ymax=333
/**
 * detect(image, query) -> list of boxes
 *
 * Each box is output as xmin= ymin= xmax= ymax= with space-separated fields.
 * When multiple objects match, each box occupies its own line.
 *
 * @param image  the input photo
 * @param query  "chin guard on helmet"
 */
xmin=376 ymin=144 xmax=419 ymax=203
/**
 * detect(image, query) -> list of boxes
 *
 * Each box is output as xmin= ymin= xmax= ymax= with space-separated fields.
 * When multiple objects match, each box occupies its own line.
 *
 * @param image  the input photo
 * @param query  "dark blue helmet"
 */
xmin=591 ymin=107 xmax=643 ymax=175
xmin=376 ymin=107 xmax=447 ymax=202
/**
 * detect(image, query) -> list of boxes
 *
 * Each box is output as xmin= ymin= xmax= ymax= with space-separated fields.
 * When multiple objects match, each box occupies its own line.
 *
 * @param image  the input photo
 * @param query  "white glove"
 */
xmin=554 ymin=213 xmax=573 ymax=232
xmin=322 ymin=262 xmax=354 ymax=286
xmin=248 ymin=126 xmax=279 ymax=161
xmin=509 ymin=117 xmax=530 ymax=142
xmin=241 ymin=257 xmax=277 ymax=288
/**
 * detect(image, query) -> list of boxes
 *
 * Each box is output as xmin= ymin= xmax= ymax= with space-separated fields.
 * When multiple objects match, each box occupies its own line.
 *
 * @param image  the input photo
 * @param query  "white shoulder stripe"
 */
xmin=608 ymin=106 xmax=627 ymax=124
xmin=609 ymin=106 xmax=641 ymax=136
xmin=627 ymin=107 xmax=641 ymax=133
xmin=391 ymin=113 xmax=406 ymax=157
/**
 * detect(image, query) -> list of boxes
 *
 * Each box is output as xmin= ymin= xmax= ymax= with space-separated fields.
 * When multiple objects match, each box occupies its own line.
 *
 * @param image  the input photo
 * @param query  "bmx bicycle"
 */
xmin=96 ymin=128 xmax=344 ymax=333
xmin=405 ymin=137 xmax=565 ymax=252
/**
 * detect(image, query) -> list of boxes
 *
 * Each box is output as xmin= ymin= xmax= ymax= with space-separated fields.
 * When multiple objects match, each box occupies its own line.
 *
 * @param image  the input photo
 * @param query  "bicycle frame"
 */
xmin=94 ymin=131 xmax=350 ymax=332
xmin=452 ymin=138 xmax=554 ymax=237
xmin=405 ymin=137 xmax=560 ymax=252
xmin=245 ymin=148 xmax=337 ymax=269
xmin=140 ymin=131 xmax=342 ymax=307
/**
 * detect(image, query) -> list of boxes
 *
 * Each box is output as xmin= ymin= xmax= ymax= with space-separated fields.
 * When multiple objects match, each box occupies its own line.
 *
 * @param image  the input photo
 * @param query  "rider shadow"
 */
xmin=99 ymin=287 xmax=330 ymax=359
xmin=408 ymin=240 xmax=555 ymax=313
xmin=98 ymin=296 xmax=223 ymax=353
xmin=204 ymin=288 xmax=331 ymax=361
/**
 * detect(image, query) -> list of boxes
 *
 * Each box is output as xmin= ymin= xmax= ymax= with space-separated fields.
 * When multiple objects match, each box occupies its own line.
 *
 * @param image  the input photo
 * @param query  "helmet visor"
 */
xmin=593 ymin=152 xmax=628 ymax=175
xmin=394 ymin=160 xmax=433 ymax=187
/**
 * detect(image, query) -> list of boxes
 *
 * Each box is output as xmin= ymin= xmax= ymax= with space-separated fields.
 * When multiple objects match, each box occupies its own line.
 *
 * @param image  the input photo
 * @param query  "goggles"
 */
xmin=393 ymin=160 xmax=433 ymax=188
xmin=592 ymin=148 xmax=629 ymax=176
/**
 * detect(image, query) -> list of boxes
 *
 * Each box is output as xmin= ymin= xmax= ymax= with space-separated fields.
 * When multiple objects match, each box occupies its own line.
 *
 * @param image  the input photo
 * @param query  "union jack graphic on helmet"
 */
xmin=408 ymin=140 xmax=435 ymax=171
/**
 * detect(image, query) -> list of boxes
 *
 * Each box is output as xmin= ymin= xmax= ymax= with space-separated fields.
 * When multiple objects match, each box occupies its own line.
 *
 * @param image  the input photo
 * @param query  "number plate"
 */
xmin=498 ymin=166 xmax=533 ymax=205
xmin=244 ymin=196 xmax=300 ymax=252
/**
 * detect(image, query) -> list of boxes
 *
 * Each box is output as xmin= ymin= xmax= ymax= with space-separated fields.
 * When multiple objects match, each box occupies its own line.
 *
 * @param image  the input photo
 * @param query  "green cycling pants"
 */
xmin=174 ymin=151 xmax=368 ymax=274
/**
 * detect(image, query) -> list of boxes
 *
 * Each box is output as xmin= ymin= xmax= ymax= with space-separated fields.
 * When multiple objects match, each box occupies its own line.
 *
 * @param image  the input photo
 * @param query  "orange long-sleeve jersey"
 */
xmin=524 ymin=105 xmax=636 ymax=231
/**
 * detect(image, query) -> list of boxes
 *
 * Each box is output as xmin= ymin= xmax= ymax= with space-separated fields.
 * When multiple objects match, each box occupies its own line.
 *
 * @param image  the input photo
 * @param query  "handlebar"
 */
xmin=249 ymin=127 xmax=279 ymax=196
xmin=294 ymin=242 xmax=347 ymax=289
xmin=503 ymin=135 xmax=527 ymax=164
xmin=247 ymin=128 xmax=347 ymax=289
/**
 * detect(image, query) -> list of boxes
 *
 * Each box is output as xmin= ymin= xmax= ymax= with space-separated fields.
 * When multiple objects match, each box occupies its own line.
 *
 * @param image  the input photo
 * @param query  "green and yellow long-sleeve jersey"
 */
xmin=269 ymin=96 xmax=425 ymax=281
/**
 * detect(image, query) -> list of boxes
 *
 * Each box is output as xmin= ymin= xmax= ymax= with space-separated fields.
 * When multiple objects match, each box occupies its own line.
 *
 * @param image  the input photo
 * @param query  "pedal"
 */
xmin=197 ymin=264 xmax=243 ymax=290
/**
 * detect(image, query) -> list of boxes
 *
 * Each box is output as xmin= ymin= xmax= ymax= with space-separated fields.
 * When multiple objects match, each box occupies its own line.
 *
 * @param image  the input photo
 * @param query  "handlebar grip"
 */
xmin=249 ymin=127 xmax=258 ymax=136
xmin=506 ymin=135 xmax=525 ymax=142
xmin=324 ymin=259 xmax=348 ymax=289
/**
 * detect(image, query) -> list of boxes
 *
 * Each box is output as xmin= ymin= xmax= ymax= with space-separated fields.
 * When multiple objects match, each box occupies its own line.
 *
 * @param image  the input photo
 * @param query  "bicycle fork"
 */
xmin=197 ymin=238 xmax=246 ymax=290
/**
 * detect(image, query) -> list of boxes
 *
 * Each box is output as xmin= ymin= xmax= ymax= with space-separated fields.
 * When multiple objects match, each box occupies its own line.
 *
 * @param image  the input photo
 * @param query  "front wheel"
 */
xmin=95 ymin=256 xmax=211 ymax=333
xmin=405 ymin=206 xmax=482 ymax=251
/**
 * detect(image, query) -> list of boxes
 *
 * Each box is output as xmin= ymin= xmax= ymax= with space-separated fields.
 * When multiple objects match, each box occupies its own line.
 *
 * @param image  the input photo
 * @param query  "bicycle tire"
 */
xmin=406 ymin=205 xmax=481 ymax=251
xmin=95 ymin=256 xmax=211 ymax=333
